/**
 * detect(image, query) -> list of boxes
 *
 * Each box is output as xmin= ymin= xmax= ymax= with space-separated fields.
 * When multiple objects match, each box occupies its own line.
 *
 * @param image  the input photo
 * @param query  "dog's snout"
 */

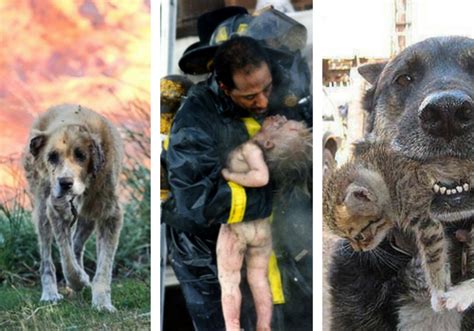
xmin=58 ymin=177 xmax=74 ymax=191
xmin=419 ymin=90 xmax=474 ymax=141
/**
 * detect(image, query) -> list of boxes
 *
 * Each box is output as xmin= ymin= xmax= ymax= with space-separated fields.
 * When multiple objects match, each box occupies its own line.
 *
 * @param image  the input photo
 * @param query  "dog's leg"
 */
xmin=73 ymin=217 xmax=95 ymax=270
xmin=92 ymin=205 xmax=123 ymax=312
xmin=34 ymin=193 xmax=63 ymax=302
xmin=47 ymin=198 xmax=90 ymax=291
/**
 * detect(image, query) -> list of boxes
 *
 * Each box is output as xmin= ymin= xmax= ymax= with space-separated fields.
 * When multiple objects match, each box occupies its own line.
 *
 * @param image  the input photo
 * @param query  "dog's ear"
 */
xmin=358 ymin=63 xmax=387 ymax=133
xmin=89 ymin=135 xmax=105 ymax=176
xmin=29 ymin=130 xmax=47 ymax=157
xmin=358 ymin=62 xmax=387 ymax=85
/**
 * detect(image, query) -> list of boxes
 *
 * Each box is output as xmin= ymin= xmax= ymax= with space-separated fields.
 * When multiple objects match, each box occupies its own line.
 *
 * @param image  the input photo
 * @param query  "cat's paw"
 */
xmin=443 ymin=282 xmax=474 ymax=312
xmin=430 ymin=290 xmax=446 ymax=312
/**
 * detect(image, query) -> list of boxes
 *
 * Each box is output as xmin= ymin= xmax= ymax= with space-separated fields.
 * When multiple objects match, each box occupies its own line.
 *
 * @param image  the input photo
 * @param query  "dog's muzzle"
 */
xmin=53 ymin=176 xmax=74 ymax=198
xmin=418 ymin=90 xmax=474 ymax=142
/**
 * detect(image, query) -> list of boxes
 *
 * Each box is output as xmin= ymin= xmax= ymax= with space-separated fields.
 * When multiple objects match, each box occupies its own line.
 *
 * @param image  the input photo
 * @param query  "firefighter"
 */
xmin=162 ymin=7 xmax=312 ymax=331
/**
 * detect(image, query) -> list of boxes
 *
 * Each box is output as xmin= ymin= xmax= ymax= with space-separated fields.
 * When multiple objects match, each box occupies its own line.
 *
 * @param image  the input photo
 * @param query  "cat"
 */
xmin=323 ymin=141 xmax=474 ymax=311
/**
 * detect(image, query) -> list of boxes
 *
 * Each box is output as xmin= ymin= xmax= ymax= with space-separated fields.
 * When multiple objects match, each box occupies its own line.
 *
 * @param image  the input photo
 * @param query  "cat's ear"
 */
xmin=344 ymin=183 xmax=378 ymax=215
xmin=346 ymin=183 xmax=376 ymax=202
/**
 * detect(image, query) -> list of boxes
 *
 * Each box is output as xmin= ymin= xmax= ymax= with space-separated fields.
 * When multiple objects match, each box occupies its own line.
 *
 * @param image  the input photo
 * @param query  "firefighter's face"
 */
xmin=224 ymin=62 xmax=273 ymax=116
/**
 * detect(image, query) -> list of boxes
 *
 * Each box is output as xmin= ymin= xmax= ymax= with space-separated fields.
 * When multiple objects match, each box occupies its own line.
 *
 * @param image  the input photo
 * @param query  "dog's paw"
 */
xmin=92 ymin=293 xmax=116 ymax=312
xmin=443 ymin=281 xmax=474 ymax=312
xmin=40 ymin=291 xmax=63 ymax=302
xmin=430 ymin=290 xmax=446 ymax=312
xmin=92 ymin=301 xmax=117 ymax=313
xmin=66 ymin=269 xmax=91 ymax=291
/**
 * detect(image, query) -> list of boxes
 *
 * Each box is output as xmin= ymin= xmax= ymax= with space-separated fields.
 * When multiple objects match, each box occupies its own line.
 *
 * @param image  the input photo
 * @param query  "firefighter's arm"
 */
xmin=167 ymin=122 xmax=272 ymax=226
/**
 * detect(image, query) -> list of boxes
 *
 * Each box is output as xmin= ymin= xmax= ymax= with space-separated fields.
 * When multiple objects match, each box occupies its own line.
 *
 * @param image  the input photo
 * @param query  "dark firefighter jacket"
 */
xmin=162 ymin=77 xmax=274 ymax=236
xmin=162 ymin=58 xmax=312 ymax=322
xmin=162 ymin=65 xmax=312 ymax=326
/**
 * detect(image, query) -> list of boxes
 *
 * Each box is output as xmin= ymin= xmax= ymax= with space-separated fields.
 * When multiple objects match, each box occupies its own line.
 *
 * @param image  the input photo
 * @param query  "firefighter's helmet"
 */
xmin=179 ymin=6 xmax=302 ymax=75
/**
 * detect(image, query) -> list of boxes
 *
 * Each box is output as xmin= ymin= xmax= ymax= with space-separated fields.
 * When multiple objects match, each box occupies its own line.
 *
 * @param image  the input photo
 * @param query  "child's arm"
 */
xmin=222 ymin=143 xmax=269 ymax=187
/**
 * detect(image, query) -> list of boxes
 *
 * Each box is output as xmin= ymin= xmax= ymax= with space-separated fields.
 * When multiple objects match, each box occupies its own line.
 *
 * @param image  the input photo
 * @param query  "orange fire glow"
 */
xmin=0 ymin=0 xmax=150 ymax=200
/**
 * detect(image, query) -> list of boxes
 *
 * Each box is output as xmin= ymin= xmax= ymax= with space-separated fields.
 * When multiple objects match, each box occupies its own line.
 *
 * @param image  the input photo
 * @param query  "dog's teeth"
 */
xmin=446 ymin=189 xmax=452 ymax=195
xmin=433 ymin=184 xmax=440 ymax=193
xmin=440 ymin=187 xmax=447 ymax=194
xmin=464 ymin=183 xmax=470 ymax=191
xmin=456 ymin=186 xmax=463 ymax=193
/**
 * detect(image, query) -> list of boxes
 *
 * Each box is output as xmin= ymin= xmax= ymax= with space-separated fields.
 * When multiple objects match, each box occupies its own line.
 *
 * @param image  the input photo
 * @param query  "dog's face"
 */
xmin=360 ymin=36 xmax=474 ymax=220
xmin=29 ymin=125 xmax=105 ymax=199
xmin=361 ymin=36 xmax=474 ymax=161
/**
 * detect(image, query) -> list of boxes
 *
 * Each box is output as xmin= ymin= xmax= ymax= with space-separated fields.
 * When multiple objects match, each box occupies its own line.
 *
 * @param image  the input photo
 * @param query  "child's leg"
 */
xmin=246 ymin=232 xmax=273 ymax=330
xmin=217 ymin=224 xmax=246 ymax=331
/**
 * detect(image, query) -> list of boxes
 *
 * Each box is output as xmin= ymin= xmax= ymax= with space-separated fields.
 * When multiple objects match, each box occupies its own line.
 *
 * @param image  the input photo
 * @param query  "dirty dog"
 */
xmin=329 ymin=36 xmax=474 ymax=330
xmin=23 ymin=104 xmax=123 ymax=312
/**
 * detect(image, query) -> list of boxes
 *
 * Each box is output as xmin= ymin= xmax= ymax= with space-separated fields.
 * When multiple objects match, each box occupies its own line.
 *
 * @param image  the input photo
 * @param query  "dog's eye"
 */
xmin=74 ymin=148 xmax=86 ymax=162
xmin=48 ymin=151 xmax=59 ymax=165
xmin=395 ymin=74 xmax=414 ymax=87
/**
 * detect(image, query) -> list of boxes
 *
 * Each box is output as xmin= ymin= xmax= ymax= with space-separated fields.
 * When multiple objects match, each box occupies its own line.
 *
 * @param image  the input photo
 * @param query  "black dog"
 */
xmin=329 ymin=36 xmax=474 ymax=330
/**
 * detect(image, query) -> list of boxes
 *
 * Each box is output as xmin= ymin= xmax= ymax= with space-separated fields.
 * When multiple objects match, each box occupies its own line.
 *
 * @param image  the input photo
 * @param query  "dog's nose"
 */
xmin=419 ymin=90 xmax=474 ymax=141
xmin=58 ymin=177 xmax=74 ymax=191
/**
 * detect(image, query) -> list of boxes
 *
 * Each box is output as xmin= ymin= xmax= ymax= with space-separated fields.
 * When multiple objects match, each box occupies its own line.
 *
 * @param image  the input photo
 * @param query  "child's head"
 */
xmin=253 ymin=115 xmax=312 ymax=190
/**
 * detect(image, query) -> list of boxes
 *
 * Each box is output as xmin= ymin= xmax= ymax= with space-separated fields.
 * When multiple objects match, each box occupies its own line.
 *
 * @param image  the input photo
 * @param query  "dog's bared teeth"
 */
xmin=433 ymin=184 xmax=440 ymax=193
xmin=464 ymin=183 xmax=470 ymax=192
xmin=456 ymin=186 xmax=463 ymax=193
xmin=446 ymin=189 xmax=452 ymax=195
xmin=440 ymin=187 xmax=447 ymax=194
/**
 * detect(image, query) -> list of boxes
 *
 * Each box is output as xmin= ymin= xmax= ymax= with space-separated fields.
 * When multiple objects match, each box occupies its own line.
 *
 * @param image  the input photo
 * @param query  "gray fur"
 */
xmin=328 ymin=36 xmax=474 ymax=330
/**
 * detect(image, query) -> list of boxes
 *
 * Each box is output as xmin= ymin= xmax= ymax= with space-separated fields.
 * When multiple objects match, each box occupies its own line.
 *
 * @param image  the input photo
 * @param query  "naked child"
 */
xmin=217 ymin=114 xmax=312 ymax=331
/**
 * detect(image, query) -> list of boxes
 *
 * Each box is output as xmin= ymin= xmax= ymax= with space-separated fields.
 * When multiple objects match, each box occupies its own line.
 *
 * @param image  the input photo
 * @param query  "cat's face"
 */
xmin=333 ymin=183 xmax=393 ymax=251
xmin=334 ymin=205 xmax=392 ymax=251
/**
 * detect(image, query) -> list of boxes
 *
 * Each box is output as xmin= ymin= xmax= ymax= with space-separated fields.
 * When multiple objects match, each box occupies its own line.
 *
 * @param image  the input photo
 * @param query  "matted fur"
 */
xmin=22 ymin=104 xmax=124 ymax=312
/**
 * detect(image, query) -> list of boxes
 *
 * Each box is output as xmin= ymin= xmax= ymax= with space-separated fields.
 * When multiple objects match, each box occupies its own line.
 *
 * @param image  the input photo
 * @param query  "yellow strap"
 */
xmin=160 ymin=189 xmax=170 ymax=201
xmin=161 ymin=113 xmax=175 ymax=151
xmin=163 ymin=135 xmax=170 ymax=150
xmin=227 ymin=181 xmax=247 ymax=224
xmin=269 ymin=251 xmax=285 ymax=304
xmin=241 ymin=117 xmax=261 ymax=137
xmin=267 ymin=214 xmax=285 ymax=304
